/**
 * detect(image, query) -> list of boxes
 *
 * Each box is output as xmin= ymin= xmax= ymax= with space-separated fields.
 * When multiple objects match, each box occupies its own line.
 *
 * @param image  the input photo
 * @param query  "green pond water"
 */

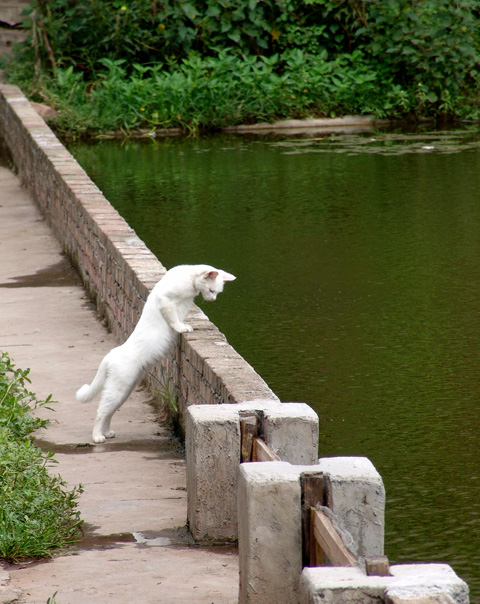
xmin=69 ymin=128 xmax=480 ymax=600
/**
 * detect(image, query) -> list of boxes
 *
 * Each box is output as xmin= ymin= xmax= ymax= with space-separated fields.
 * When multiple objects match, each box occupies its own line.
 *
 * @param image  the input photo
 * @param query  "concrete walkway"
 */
xmin=0 ymin=165 xmax=238 ymax=602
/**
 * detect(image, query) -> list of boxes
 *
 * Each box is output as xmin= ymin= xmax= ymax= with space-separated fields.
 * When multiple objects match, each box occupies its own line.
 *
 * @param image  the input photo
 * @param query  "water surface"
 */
xmin=69 ymin=128 xmax=480 ymax=600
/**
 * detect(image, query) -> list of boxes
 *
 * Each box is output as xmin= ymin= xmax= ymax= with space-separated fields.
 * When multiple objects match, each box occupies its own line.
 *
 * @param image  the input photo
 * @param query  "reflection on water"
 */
xmin=69 ymin=128 xmax=480 ymax=600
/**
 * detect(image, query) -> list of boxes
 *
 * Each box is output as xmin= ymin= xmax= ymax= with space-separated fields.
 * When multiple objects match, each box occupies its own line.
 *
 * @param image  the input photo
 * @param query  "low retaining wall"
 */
xmin=0 ymin=83 xmax=279 ymax=424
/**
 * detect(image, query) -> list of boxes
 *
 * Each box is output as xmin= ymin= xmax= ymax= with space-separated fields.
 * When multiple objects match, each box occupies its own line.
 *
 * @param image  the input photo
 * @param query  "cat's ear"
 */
xmin=220 ymin=271 xmax=236 ymax=282
xmin=205 ymin=270 xmax=219 ymax=280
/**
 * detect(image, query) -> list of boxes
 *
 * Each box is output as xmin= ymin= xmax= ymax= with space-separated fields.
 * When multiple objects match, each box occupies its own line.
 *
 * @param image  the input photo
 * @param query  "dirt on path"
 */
xmin=0 ymin=164 xmax=239 ymax=603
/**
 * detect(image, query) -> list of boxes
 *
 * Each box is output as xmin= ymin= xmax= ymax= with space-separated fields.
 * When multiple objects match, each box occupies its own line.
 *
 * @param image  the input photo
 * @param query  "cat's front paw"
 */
xmin=175 ymin=323 xmax=194 ymax=333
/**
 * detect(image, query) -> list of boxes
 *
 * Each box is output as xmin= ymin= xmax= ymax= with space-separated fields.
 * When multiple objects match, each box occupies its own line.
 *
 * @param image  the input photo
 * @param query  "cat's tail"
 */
xmin=76 ymin=358 xmax=108 ymax=403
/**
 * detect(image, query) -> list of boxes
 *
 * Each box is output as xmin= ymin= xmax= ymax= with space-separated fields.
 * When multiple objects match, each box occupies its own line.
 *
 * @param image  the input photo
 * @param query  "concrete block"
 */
xmin=238 ymin=462 xmax=303 ymax=604
xmin=185 ymin=401 xmax=320 ymax=542
xmin=313 ymin=456 xmax=385 ymax=558
xmin=300 ymin=564 xmax=469 ymax=604
xmin=185 ymin=404 xmax=240 ymax=542
xmin=262 ymin=402 xmax=319 ymax=465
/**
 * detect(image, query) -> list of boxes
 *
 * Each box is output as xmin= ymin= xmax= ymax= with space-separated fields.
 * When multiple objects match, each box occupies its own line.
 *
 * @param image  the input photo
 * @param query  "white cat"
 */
xmin=76 ymin=264 xmax=236 ymax=443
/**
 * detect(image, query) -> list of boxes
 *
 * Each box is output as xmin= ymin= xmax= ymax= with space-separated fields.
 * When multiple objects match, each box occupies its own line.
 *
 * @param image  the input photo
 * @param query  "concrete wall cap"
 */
xmin=264 ymin=402 xmax=319 ymax=420
xmin=186 ymin=401 xmax=284 ymax=421
xmin=7 ymin=96 xmax=29 ymax=103
xmin=239 ymin=460 xmax=300 ymax=483
xmin=316 ymin=456 xmax=383 ymax=482
xmin=301 ymin=564 xmax=468 ymax=599
xmin=187 ymin=400 xmax=316 ymax=415
xmin=186 ymin=404 xmax=240 ymax=421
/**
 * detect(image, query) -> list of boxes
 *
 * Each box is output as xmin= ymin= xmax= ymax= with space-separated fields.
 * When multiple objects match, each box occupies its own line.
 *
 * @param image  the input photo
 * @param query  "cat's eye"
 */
xmin=209 ymin=289 xmax=215 ymax=294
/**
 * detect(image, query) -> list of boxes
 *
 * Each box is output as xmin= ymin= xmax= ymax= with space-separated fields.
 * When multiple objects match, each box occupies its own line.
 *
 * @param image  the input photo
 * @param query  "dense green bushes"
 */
xmin=2 ymin=0 xmax=480 ymax=134
xmin=0 ymin=353 xmax=82 ymax=562
xmin=23 ymin=50 xmax=396 ymax=133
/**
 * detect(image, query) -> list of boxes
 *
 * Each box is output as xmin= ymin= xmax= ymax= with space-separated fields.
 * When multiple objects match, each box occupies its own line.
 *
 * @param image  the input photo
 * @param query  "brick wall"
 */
xmin=0 ymin=83 xmax=279 ymax=425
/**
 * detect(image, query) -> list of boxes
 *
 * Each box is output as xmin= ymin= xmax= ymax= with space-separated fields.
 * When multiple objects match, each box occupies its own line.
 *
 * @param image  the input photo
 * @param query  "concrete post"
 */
xmin=314 ymin=456 xmax=385 ymax=559
xmin=299 ymin=564 xmax=469 ymax=604
xmin=262 ymin=403 xmax=319 ymax=465
xmin=238 ymin=462 xmax=303 ymax=604
xmin=185 ymin=401 xmax=319 ymax=543
xmin=185 ymin=404 xmax=240 ymax=542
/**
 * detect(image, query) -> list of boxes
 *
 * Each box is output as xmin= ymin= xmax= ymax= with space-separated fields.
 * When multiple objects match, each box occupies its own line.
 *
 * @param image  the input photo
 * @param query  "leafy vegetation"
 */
xmin=0 ymin=352 xmax=83 ymax=562
xmin=2 ymin=0 xmax=480 ymax=135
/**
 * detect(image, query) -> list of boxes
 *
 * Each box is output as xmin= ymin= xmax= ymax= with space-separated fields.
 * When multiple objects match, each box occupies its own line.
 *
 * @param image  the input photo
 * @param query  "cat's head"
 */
xmin=196 ymin=268 xmax=236 ymax=302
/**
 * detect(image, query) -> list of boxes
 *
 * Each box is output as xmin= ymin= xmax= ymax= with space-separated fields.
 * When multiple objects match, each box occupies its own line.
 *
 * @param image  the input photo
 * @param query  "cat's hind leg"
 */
xmin=92 ymin=411 xmax=116 ymax=443
xmin=92 ymin=370 xmax=139 ymax=444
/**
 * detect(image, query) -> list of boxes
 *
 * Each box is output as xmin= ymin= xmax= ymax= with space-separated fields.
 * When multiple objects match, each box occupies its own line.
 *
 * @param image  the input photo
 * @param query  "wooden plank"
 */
xmin=365 ymin=555 xmax=390 ymax=576
xmin=240 ymin=416 xmax=257 ymax=462
xmin=252 ymin=437 xmax=280 ymax=462
xmin=301 ymin=474 xmax=326 ymax=566
xmin=312 ymin=508 xmax=358 ymax=568
xmin=310 ymin=515 xmax=325 ymax=567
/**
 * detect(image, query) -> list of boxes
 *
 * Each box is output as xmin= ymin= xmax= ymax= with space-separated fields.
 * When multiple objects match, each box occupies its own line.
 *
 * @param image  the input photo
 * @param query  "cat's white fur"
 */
xmin=76 ymin=264 xmax=236 ymax=443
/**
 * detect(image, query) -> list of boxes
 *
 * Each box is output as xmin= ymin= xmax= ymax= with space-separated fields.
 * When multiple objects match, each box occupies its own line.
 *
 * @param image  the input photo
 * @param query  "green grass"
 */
xmin=0 ymin=352 xmax=83 ymax=563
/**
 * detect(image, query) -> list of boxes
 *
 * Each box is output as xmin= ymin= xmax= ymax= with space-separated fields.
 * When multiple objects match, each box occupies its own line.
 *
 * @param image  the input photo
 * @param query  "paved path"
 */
xmin=0 ymin=164 xmax=238 ymax=603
